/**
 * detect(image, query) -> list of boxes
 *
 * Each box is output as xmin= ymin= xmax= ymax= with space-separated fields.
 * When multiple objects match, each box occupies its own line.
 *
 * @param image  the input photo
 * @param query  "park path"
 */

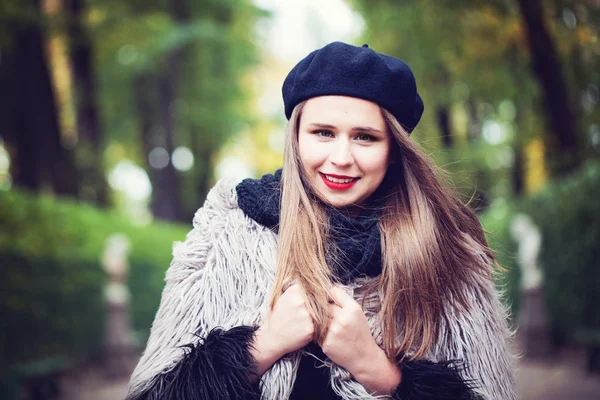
xmin=516 ymin=350 xmax=600 ymax=400
xmin=61 ymin=348 xmax=600 ymax=400
xmin=62 ymin=361 xmax=600 ymax=400
xmin=516 ymin=359 xmax=600 ymax=399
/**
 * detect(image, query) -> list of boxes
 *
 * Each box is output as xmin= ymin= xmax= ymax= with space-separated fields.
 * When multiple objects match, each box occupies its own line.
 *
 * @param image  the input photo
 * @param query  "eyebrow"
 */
xmin=307 ymin=123 xmax=385 ymax=134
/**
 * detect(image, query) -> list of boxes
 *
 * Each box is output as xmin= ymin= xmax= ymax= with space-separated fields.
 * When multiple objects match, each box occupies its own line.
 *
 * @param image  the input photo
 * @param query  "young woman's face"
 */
xmin=298 ymin=95 xmax=393 ymax=208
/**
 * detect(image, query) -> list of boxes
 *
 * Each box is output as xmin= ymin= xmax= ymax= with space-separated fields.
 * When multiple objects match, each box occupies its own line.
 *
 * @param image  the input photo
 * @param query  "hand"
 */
xmin=263 ymin=283 xmax=315 ymax=354
xmin=250 ymin=283 xmax=314 ymax=375
xmin=321 ymin=286 xmax=401 ymax=395
xmin=320 ymin=286 xmax=378 ymax=372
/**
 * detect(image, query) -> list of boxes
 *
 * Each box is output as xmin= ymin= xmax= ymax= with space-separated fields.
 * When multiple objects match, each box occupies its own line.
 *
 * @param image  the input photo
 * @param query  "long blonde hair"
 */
xmin=270 ymin=101 xmax=493 ymax=359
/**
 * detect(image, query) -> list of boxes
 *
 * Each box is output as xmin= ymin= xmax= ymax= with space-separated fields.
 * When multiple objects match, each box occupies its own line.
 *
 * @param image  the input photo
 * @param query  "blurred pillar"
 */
xmin=102 ymin=233 xmax=135 ymax=378
xmin=511 ymin=214 xmax=551 ymax=358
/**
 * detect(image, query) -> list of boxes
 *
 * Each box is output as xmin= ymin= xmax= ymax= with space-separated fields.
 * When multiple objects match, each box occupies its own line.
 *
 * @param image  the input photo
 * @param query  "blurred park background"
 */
xmin=0 ymin=0 xmax=599 ymax=399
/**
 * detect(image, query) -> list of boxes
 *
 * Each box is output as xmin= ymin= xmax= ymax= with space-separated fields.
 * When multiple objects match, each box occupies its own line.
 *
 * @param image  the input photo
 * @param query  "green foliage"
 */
xmin=480 ymin=160 xmax=600 ymax=337
xmin=0 ymin=188 xmax=188 ymax=374
xmin=480 ymin=199 xmax=520 ymax=316
xmin=0 ymin=253 xmax=103 ymax=374
xmin=348 ymin=0 xmax=539 ymax=202
xmin=90 ymin=0 xmax=264 ymax=216
xmin=522 ymin=160 xmax=600 ymax=335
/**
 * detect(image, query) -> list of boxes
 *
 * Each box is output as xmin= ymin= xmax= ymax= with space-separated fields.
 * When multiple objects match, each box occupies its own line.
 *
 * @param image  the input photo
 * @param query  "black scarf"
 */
xmin=236 ymin=170 xmax=382 ymax=283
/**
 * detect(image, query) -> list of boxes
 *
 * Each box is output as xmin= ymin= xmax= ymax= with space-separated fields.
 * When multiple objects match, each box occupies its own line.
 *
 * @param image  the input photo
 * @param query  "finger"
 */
xmin=280 ymin=283 xmax=307 ymax=304
xmin=328 ymin=286 xmax=355 ymax=308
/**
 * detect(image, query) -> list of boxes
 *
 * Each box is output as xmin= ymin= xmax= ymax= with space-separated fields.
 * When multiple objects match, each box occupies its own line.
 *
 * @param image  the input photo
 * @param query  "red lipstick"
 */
xmin=319 ymin=173 xmax=358 ymax=190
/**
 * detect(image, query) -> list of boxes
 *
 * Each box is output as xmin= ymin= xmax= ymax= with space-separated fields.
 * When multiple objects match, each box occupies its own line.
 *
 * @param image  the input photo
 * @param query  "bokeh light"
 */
xmin=148 ymin=147 xmax=170 ymax=169
xmin=108 ymin=159 xmax=152 ymax=201
xmin=172 ymin=146 xmax=194 ymax=172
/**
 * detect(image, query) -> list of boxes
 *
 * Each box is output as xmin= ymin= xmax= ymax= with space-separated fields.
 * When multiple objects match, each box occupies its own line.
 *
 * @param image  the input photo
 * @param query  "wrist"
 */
xmin=352 ymin=345 xmax=401 ymax=395
xmin=250 ymin=324 xmax=285 ymax=376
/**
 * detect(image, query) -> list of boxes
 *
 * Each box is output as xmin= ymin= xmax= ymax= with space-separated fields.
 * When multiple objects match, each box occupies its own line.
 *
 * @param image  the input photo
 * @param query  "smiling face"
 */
xmin=297 ymin=96 xmax=393 ymax=208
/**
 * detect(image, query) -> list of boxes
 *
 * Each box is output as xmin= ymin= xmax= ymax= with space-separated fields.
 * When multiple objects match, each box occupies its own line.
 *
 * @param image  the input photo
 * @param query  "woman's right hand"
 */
xmin=250 ymin=283 xmax=314 ymax=375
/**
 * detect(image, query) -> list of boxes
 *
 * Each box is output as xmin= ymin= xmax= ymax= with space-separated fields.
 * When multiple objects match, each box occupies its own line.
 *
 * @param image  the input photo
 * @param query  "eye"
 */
xmin=355 ymin=133 xmax=376 ymax=142
xmin=313 ymin=129 xmax=334 ymax=138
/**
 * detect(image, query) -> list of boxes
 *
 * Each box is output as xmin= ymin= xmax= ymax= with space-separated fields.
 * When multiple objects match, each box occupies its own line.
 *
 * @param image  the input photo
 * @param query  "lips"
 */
xmin=319 ymin=173 xmax=359 ymax=190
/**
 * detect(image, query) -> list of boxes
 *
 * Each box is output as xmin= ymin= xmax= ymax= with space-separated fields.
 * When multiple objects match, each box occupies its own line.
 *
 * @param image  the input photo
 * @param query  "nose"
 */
xmin=330 ymin=139 xmax=354 ymax=167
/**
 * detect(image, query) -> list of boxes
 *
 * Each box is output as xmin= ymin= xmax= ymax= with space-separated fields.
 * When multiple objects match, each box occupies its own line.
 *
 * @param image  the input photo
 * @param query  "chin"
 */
xmin=314 ymin=184 xmax=361 ymax=208
xmin=327 ymin=201 xmax=349 ymax=208
xmin=323 ymin=196 xmax=357 ymax=208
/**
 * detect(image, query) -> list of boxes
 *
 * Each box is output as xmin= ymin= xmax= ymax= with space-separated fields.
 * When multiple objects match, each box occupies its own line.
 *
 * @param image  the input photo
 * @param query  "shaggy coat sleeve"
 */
xmin=132 ymin=326 xmax=261 ymax=400
xmin=125 ymin=180 xmax=274 ymax=400
xmin=429 ymin=268 xmax=517 ymax=400
xmin=392 ymin=358 xmax=478 ymax=400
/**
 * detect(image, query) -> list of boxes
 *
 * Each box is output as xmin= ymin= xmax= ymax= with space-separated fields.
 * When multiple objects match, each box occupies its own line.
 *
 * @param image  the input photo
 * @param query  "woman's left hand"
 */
xmin=321 ymin=286 xmax=401 ymax=395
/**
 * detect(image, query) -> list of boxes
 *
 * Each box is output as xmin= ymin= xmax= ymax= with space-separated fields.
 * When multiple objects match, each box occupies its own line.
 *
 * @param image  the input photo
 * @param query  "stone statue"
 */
xmin=511 ymin=213 xmax=550 ymax=358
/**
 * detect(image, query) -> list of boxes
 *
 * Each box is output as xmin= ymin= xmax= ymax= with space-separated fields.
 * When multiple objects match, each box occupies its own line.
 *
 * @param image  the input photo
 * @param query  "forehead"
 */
xmin=300 ymin=96 xmax=386 ymax=130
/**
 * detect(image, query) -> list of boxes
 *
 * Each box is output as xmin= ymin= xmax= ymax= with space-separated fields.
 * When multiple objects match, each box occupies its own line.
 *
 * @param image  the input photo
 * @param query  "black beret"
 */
xmin=282 ymin=42 xmax=424 ymax=133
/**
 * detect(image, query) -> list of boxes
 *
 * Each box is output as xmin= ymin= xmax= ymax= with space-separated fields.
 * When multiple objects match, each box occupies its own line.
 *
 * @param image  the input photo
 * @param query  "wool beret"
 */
xmin=282 ymin=42 xmax=424 ymax=133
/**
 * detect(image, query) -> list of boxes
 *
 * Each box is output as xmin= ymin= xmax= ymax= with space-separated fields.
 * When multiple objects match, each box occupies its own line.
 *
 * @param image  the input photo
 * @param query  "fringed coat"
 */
xmin=126 ymin=178 xmax=517 ymax=400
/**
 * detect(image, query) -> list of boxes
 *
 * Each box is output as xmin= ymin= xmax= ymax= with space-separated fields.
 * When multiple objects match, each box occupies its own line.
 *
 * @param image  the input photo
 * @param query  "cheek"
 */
xmin=359 ymin=153 xmax=390 ymax=177
xmin=299 ymin=135 xmax=329 ymax=169
xmin=297 ymin=135 xmax=317 ymax=170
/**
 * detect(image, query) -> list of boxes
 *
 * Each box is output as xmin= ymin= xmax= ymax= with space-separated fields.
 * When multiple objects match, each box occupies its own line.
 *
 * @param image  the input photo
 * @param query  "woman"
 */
xmin=126 ymin=42 xmax=516 ymax=400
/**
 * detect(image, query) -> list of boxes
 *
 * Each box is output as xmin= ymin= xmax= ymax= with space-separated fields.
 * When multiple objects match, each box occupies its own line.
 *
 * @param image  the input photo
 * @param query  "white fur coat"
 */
xmin=126 ymin=179 xmax=517 ymax=400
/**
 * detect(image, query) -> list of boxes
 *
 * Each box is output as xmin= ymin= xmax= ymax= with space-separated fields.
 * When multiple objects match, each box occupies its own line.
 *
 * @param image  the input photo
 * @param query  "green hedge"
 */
xmin=0 ymin=253 xmax=104 ymax=371
xmin=522 ymin=160 xmax=600 ymax=337
xmin=480 ymin=160 xmax=600 ymax=340
xmin=0 ymin=189 xmax=188 ymax=375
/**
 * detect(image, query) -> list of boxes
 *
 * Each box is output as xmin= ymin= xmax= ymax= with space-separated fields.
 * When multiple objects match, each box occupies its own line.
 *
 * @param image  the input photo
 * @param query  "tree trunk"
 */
xmin=1 ymin=36 xmax=42 ymax=192
xmin=516 ymin=0 xmax=582 ymax=175
xmin=144 ymin=0 xmax=189 ymax=221
xmin=133 ymin=73 xmax=168 ymax=220
xmin=512 ymin=145 xmax=525 ymax=196
xmin=133 ymin=73 xmax=155 ymax=175
xmin=466 ymin=100 xmax=481 ymax=143
xmin=153 ymin=68 xmax=183 ymax=221
xmin=130 ymin=0 xmax=190 ymax=222
xmin=133 ymin=70 xmax=182 ymax=222
xmin=190 ymin=133 xmax=213 ymax=206
xmin=1 ymin=0 xmax=78 ymax=196
xmin=507 ymin=44 xmax=527 ymax=197
xmin=437 ymin=105 xmax=453 ymax=148
xmin=66 ymin=0 xmax=109 ymax=206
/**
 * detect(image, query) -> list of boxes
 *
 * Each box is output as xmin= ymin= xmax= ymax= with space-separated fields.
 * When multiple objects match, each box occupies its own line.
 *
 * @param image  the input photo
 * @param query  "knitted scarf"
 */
xmin=236 ymin=169 xmax=382 ymax=283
